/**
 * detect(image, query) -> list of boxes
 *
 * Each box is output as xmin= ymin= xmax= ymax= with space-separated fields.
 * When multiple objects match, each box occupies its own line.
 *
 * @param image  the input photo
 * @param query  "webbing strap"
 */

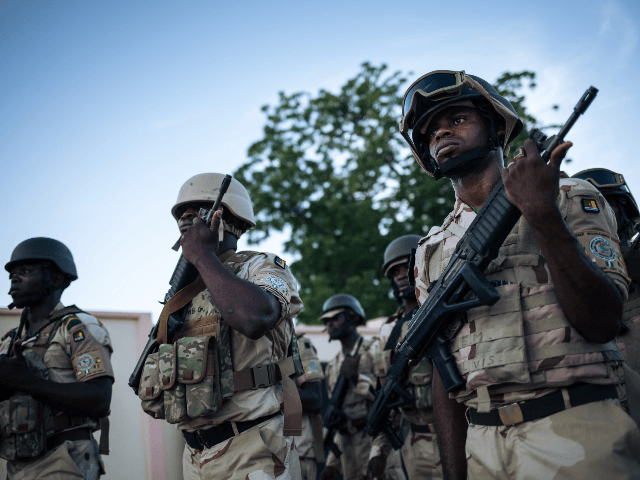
xmin=452 ymin=324 xmax=523 ymax=352
xmin=523 ymin=317 xmax=570 ymax=336
xmin=157 ymin=277 xmax=205 ymax=344
xmin=528 ymin=340 xmax=619 ymax=362
xmin=458 ymin=349 xmax=526 ymax=375
xmin=521 ymin=291 xmax=558 ymax=311
xmin=277 ymin=363 xmax=302 ymax=436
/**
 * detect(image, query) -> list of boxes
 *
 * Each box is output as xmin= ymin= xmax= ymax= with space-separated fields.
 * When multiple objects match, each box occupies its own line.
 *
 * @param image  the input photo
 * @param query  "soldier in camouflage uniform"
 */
xmin=400 ymin=70 xmax=640 ymax=478
xmin=0 ymin=238 xmax=114 ymax=479
xmin=141 ymin=173 xmax=303 ymax=480
xmin=294 ymin=333 xmax=325 ymax=480
xmin=572 ymin=168 xmax=640 ymax=425
xmin=320 ymin=294 xmax=376 ymax=480
xmin=368 ymin=235 xmax=441 ymax=480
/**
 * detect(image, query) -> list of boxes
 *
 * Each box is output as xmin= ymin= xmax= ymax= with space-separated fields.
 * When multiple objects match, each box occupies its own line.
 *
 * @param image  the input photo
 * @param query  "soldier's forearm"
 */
xmin=529 ymin=208 xmax=623 ymax=342
xmin=25 ymin=376 xmax=112 ymax=418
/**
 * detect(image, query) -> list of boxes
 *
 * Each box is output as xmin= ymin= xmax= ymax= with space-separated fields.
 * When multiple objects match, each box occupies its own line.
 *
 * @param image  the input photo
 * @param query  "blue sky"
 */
xmin=1 ymin=0 xmax=638 ymax=321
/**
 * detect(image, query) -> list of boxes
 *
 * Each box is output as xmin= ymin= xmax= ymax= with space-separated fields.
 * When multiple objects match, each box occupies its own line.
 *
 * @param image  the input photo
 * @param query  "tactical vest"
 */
xmin=0 ymin=306 xmax=109 ymax=461
xmin=446 ymin=217 xmax=623 ymax=410
xmin=373 ymin=311 xmax=433 ymax=410
xmin=138 ymin=251 xmax=304 ymax=435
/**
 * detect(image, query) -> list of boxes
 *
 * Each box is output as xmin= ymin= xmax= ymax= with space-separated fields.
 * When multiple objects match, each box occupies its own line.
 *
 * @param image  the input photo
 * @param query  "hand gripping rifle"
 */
xmin=366 ymin=87 xmax=599 ymax=448
xmin=128 ymin=174 xmax=233 ymax=394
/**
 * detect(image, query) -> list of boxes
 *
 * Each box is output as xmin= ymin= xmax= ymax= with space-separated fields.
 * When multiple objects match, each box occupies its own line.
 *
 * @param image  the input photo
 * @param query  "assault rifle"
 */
xmin=366 ymin=87 xmax=599 ymax=447
xmin=128 ymin=175 xmax=233 ymax=394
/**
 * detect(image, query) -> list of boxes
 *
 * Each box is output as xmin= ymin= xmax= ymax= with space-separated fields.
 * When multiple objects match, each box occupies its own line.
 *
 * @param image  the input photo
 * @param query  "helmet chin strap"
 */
xmin=391 ymin=282 xmax=416 ymax=303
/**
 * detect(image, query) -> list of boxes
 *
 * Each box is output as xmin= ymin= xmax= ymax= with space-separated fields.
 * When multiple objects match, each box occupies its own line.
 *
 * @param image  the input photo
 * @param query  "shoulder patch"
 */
xmin=64 ymin=316 xmax=82 ymax=330
xmin=73 ymin=330 xmax=85 ymax=342
xmin=582 ymin=198 xmax=600 ymax=213
xmin=274 ymin=256 xmax=286 ymax=269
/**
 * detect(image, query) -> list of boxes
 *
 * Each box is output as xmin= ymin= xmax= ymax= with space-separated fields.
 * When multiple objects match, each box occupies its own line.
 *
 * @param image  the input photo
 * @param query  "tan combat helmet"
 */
xmin=172 ymin=173 xmax=257 ymax=236
xmin=399 ymin=71 xmax=523 ymax=179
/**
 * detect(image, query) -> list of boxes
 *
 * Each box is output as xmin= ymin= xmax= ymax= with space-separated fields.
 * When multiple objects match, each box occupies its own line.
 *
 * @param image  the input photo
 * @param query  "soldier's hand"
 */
xmin=339 ymin=356 xmax=359 ymax=383
xmin=502 ymin=139 xmax=572 ymax=228
xmin=367 ymin=456 xmax=387 ymax=480
xmin=180 ymin=210 xmax=222 ymax=264
xmin=0 ymin=340 xmax=32 ymax=390
xmin=621 ymin=246 xmax=640 ymax=284
xmin=319 ymin=465 xmax=340 ymax=480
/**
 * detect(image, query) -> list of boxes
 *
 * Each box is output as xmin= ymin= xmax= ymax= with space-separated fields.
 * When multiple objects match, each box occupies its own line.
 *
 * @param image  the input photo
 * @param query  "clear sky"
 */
xmin=1 ymin=0 xmax=638 ymax=322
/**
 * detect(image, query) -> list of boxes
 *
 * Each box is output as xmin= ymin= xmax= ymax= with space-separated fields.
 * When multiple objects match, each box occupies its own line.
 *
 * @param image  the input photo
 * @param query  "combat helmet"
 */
xmin=5 ymin=237 xmax=78 ymax=280
xmin=399 ymin=71 xmax=523 ymax=180
xmin=320 ymin=294 xmax=367 ymax=326
xmin=572 ymin=168 xmax=640 ymax=244
xmin=172 ymin=173 xmax=256 ymax=232
xmin=382 ymin=234 xmax=422 ymax=276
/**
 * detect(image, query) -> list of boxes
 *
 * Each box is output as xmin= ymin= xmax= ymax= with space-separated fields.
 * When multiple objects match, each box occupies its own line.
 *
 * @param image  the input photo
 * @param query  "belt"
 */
xmin=468 ymin=383 xmax=617 ymax=427
xmin=182 ymin=412 xmax=281 ymax=450
xmin=410 ymin=422 xmax=434 ymax=433
xmin=46 ymin=428 xmax=93 ymax=451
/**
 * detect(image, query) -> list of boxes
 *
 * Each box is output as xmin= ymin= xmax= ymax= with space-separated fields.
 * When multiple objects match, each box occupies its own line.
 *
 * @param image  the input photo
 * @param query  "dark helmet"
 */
xmin=400 ymin=71 xmax=523 ymax=180
xmin=572 ymin=169 xmax=640 ymax=243
xmin=5 ymin=237 xmax=78 ymax=280
xmin=382 ymin=235 xmax=422 ymax=276
xmin=320 ymin=294 xmax=366 ymax=326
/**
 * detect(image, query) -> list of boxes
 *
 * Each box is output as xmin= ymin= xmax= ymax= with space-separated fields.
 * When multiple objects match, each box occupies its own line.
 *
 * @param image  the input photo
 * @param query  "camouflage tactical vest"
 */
xmin=139 ymin=251 xmax=304 ymax=428
xmin=449 ymin=217 xmax=623 ymax=410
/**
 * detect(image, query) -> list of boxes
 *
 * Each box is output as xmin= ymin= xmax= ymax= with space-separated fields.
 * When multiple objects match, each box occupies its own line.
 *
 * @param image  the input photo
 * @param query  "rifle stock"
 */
xmin=128 ymin=174 xmax=233 ymax=394
xmin=367 ymin=87 xmax=598 ymax=445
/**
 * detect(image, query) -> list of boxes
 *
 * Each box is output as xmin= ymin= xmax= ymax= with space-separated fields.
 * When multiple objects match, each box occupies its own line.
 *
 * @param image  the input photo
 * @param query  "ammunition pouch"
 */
xmin=0 ymin=395 xmax=53 ymax=461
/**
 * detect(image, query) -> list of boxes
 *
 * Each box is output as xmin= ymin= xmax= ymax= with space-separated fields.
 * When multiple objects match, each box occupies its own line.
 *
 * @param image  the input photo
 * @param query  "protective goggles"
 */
xmin=401 ymin=70 xmax=466 ymax=131
xmin=572 ymin=168 xmax=628 ymax=190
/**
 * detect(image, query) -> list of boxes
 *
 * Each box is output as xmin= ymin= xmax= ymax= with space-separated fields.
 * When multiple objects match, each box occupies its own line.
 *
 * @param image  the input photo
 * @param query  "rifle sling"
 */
xmin=157 ymin=277 xmax=206 ymax=345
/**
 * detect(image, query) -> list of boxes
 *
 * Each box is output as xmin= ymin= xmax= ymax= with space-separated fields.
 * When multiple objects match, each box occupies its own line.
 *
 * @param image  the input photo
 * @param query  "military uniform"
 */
xmin=414 ymin=178 xmax=640 ymax=479
xmin=0 ymin=303 xmax=114 ymax=480
xmin=139 ymin=250 xmax=303 ymax=480
xmin=324 ymin=336 xmax=376 ymax=480
xmin=370 ymin=306 xmax=442 ymax=480
xmin=294 ymin=335 xmax=325 ymax=480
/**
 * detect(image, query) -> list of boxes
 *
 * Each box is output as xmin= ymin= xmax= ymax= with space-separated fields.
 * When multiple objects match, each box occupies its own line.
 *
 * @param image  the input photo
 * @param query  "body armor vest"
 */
xmin=448 ymin=217 xmax=623 ymax=408
xmin=139 ymin=251 xmax=304 ymax=435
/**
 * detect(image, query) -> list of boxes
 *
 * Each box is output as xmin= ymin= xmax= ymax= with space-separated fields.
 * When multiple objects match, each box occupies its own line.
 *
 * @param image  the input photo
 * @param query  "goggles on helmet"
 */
xmin=401 ymin=71 xmax=466 ymax=131
xmin=572 ymin=168 xmax=628 ymax=191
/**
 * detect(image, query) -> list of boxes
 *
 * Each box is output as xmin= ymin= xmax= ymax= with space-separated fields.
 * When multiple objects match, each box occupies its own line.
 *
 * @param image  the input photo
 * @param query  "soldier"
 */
xmin=320 ymin=294 xmax=376 ymax=480
xmin=400 ymin=70 xmax=640 ymax=478
xmin=0 ymin=237 xmax=113 ymax=479
xmin=137 ymin=173 xmax=303 ymax=480
xmin=294 ymin=332 xmax=325 ymax=480
xmin=368 ymin=235 xmax=442 ymax=480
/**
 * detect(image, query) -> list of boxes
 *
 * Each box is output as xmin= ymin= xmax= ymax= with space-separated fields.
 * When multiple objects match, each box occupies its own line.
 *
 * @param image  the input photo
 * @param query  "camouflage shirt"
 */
xmin=414 ymin=178 xmax=630 ymax=408
xmin=177 ymin=250 xmax=303 ymax=431
xmin=0 ymin=302 xmax=114 ymax=431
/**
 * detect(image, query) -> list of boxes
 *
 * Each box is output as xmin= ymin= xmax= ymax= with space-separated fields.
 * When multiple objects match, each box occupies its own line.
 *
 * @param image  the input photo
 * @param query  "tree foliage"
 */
xmin=235 ymin=64 xmax=549 ymax=324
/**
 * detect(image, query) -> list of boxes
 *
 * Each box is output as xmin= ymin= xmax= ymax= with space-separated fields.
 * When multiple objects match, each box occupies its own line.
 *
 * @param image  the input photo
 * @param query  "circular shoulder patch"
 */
xmin=77 ymin=353 xmax=94 ymax=371
xmin=589 ymin=237 xmax=616 ymax=260
xmin=266 ymin=275 xmax=289 ymax=293
xmin=305 ymin=359 xmax=321 ymax=376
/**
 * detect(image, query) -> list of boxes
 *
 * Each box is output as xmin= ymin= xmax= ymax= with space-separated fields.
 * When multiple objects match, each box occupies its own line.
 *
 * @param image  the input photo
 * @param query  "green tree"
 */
xmin=235 ymin=64 xmax=549 ymax=324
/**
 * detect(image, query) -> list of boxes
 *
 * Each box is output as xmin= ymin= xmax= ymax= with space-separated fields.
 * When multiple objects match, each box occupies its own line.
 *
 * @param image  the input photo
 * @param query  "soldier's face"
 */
xmin=388 ymin=262 xmax=411 ymax=295
xmin=424 ymin=107 xmax=488 ymax=167
xmin=8 ymin=263 xmax=44 ymax=301
xmin=324 ymin=312 xmax=351 ymax=339
xmin=176 ymin=202 xmax=214 ymax=234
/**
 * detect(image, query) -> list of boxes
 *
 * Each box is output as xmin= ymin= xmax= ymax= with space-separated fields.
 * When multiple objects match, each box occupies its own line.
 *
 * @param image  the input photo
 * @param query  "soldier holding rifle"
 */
xmin=136 ymin=173 xmax=304 ymax=479
xmin=400 ymin=71 xmax=640 ymax=478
